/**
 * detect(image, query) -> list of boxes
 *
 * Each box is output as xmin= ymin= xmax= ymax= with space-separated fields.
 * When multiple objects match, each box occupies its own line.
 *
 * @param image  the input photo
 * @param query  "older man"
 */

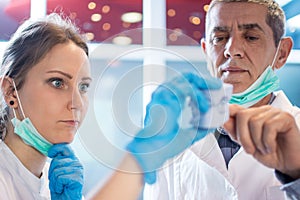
xmin=144 ymin=0 xmax=300 ymax=199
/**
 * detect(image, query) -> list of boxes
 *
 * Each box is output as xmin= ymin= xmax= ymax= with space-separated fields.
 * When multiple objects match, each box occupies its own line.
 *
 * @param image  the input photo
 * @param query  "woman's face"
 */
xmin=16 ymin=42 xmax=92 ymax=144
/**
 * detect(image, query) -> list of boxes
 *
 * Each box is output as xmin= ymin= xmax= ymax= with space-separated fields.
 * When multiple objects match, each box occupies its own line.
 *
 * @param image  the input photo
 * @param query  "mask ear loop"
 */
xmin=270 ymin=39 xmax=282 ymax=69
xmin=11 ymin=80 xmax=26 ymax=120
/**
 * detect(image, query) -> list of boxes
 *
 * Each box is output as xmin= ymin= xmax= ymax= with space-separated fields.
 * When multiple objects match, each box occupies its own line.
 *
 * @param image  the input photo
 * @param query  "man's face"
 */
xmin=203 ymin=2 xmax=277 ymax=93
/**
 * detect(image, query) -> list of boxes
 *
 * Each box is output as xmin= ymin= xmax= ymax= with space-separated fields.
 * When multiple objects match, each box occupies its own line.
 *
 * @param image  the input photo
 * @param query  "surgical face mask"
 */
xmin=229 ymin=66 xmax=279 ymax=107
xmin=11 ymin=118 xmax=52 ymax=156
xmin=11 ymin=80 xmax=53 ymax=156
xmin=229 ymin=41 xmax=281 ymax=108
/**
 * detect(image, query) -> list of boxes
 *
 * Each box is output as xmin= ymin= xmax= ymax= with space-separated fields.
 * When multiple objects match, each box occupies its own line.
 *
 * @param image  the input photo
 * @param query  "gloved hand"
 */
xmin=126 ymin=72 xmax=222 ymax=184
xmin=48 ymin=144 xmax=83 ymax=200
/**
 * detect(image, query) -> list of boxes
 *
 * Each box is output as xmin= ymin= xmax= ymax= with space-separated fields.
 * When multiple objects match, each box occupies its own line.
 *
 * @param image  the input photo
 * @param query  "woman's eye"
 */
xmin=79 ymin=83 xmax=90 ymax=93
xmin=49 ymin=78 xmax=64 ymax=88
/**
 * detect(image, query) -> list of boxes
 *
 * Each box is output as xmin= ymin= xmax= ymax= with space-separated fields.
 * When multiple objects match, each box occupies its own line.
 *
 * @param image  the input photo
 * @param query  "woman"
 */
xmin=0 ymin=13 xmax=91 ymax=199
xmin=0 ymin=13 xmax=221 ymax=199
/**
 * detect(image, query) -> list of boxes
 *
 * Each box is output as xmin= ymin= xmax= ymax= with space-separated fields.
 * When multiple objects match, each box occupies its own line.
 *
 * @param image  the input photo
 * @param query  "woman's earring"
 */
xmin=9 ymin=100 xmax=14 ymax=106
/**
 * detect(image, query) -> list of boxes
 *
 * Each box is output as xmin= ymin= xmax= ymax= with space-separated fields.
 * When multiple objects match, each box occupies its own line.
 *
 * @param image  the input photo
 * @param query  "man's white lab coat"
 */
xmin=144 ymin=91 xmax=300 ymax=200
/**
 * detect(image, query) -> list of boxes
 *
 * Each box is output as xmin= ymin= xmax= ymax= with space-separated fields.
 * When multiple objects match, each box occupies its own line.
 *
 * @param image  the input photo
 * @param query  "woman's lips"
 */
xmin=60 ymin=120 xmax=79 ymax=127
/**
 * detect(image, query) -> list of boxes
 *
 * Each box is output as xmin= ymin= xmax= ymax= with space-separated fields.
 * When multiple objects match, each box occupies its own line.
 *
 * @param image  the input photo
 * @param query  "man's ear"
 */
xmin=0 ymin=76 xmax=18 ymax=108
xmin=274 ymin=37 xmax=293 ymax=70
xmin=200 ymin=38 xmax=207 ymax=54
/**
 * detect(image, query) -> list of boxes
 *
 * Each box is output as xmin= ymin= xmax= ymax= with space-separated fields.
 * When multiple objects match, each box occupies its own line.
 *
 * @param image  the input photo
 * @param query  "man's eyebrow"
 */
xmin=46 ymin=70 xmax=73 ymax=79
xmin=238 ymin=23 xmax=265 ymax=33
xmin=212 ymin=26 xmax=230 ymax=33
xmin=211 ymin=23 xmax=264 ymax=33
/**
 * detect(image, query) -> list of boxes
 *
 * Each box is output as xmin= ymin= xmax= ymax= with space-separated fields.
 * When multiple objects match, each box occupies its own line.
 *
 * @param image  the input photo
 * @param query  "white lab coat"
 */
xmin=144 ymin=147 xmax=238 ymax=200
xmin=0 ymin=140 xmax=50 ymax=200
xmin=144 ymin=91 xmax=300 ymax=200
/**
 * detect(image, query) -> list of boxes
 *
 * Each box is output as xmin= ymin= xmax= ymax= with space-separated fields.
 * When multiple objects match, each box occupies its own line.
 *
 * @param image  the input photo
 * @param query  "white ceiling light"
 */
xmin=91 ymin=13 xmax=102 ymax=22
xmin=121 ymin=12 xmax=142 ymax=23
xmin=88 ymin=2 xmax=96 ymax=10
xmin=112 ymin=36 xmax=132 ymax=45
xmin=85 ymin=32 xmax=95 ymax=41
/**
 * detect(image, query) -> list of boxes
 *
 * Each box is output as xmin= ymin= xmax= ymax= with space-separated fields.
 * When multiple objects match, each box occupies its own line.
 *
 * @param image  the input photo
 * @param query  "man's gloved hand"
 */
xmin=48 ymin=144 xmax=83 ymax=200
xmin=126 ymin=72 xmax=222 ymax=184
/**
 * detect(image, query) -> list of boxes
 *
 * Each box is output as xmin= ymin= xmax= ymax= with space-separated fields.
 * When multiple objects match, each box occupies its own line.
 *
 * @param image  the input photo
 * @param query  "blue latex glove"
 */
xmin=48 ymin=144 xmax=83 ymax=200
xmin=126 ymin=73 xmax=222 ymax=184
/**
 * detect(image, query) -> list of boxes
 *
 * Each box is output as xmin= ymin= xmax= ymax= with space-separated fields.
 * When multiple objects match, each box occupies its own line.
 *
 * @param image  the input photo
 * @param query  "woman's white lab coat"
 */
xmin=144 ymin=91 xmax=300 ymax=200
xmin=0 ymin=140 xmax=50 ymax=199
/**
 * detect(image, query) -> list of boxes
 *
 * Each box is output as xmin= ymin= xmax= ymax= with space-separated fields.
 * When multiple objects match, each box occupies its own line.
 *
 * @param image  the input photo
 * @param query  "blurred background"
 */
xmin=0 ymin=0 xmax=299 ymax=197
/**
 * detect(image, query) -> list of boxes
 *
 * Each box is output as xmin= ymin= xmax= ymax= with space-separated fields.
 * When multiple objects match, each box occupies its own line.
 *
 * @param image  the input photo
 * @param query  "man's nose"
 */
xmin=224 ymin=36 xmax=245 ymax=59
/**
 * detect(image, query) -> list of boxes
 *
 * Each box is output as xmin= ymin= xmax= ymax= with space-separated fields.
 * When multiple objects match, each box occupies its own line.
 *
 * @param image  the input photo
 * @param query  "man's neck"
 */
xmin=251 ymin=93 xmax=273 ymax=107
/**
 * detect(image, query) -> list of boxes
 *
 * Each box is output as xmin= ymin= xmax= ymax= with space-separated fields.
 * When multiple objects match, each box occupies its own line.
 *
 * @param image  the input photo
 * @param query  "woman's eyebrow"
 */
xmin=46 ymin=70 xmax=73 ymax=79
xmin=82 ymin=77 xmax=92 ymax=82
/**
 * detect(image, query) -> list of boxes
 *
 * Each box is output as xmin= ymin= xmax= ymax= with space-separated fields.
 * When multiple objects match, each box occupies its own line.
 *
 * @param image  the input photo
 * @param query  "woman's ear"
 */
xmin=274 ymin=37 xmax=293 ymax=70
xmin=0 ymin=76 xmax=18 ymax=108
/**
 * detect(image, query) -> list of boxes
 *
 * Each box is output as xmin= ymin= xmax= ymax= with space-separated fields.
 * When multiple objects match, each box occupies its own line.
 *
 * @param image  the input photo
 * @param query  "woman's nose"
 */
xmin=68 ymin=89 xmax=84 ymax=111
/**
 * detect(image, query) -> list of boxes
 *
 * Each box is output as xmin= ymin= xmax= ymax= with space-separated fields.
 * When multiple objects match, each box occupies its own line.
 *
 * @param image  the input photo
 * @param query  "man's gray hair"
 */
xmin=206 ymin=0 xmax=286 ymax=47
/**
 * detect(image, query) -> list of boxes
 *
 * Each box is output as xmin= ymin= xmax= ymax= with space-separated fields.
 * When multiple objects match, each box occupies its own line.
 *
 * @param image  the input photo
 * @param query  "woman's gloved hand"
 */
xmin=48 ymin=144 xmax=83 ymax=200
xmin=126 ymin=73 xmax=222 ymax=184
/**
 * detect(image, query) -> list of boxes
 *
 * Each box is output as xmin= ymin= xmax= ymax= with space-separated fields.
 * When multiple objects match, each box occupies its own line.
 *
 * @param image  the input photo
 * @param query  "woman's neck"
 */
xmin=4 ymin=125 xmax=47 ymax=178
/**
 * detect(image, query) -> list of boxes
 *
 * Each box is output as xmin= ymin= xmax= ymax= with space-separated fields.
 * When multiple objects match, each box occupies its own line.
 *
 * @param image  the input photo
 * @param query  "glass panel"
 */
xmin=73 ymin=57 xmax=143 ymax=194
xmin=47 ymin=0 xmax=142 ymax=44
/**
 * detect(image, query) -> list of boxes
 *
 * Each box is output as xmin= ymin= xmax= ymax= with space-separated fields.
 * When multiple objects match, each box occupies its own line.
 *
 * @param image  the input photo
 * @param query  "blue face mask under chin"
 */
xmin=11 ymin=80 xmax=53 ymax=156
xmin=229 ymin=65 xmax=279 ymax=108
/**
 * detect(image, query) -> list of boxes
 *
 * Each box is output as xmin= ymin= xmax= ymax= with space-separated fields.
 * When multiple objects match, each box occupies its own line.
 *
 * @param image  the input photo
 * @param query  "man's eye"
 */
xmin=212 ymin=36 xmax=227 ymax=45
xmin=245 ymin=36 xmax=259 ymax=41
